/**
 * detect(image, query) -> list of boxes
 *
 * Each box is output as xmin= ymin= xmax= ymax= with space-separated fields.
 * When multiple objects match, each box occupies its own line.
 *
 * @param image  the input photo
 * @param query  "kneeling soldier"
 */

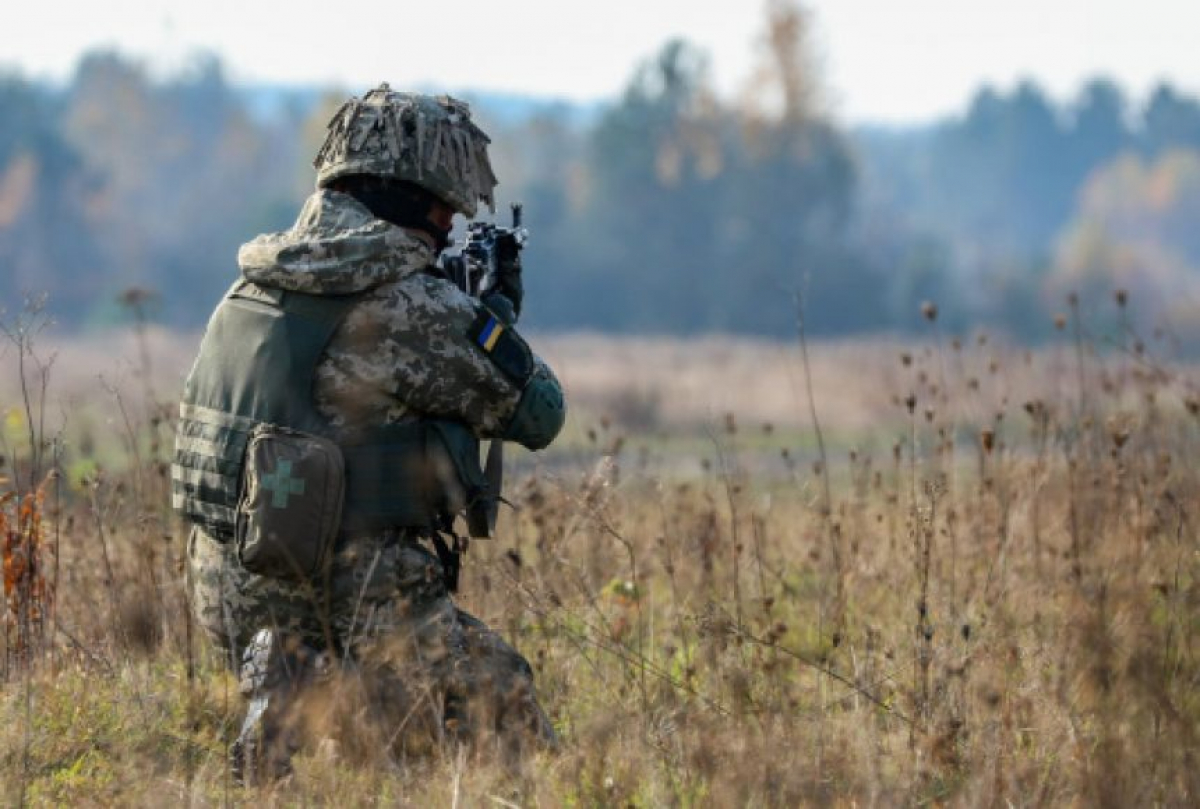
xmin=172 ymin=85 xmax=566 ymax=781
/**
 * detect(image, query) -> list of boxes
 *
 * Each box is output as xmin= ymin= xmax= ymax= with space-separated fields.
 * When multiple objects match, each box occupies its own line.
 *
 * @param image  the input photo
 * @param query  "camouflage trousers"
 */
xmin=187 ymin=526 xmax=555 ymax=759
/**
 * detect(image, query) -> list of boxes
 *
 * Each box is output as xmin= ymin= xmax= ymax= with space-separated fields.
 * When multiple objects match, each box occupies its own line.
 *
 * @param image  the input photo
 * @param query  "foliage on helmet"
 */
xmin=313 ymin=84 xmax=498 ymax=218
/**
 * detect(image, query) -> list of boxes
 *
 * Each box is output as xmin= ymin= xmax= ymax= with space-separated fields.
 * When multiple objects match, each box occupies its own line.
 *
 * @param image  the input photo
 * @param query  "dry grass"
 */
xmin=1 ymin=308 xmax=1198 ymax=806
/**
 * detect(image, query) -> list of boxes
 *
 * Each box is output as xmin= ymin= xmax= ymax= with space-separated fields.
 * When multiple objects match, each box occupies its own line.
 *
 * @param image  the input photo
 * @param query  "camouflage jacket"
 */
xmin=237 ymin=189 xmax=562 ymax=447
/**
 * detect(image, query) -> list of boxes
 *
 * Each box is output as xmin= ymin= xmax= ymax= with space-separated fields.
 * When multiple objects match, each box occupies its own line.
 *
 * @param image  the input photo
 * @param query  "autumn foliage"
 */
xmin=1 ymin=480 xmax=55 ymax=669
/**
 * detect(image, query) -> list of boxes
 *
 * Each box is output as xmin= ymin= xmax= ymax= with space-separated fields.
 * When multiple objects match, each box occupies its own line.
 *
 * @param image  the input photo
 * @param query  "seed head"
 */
xmin=1106 ymin=415 xmax=1132 ymax=450
xmin=980 ymin=428 xmax=996 ymax=455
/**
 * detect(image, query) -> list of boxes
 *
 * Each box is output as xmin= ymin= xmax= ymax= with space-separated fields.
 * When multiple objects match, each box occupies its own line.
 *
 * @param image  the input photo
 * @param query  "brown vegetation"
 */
xmin=0 ymin=300 xmax=1198 ymax=806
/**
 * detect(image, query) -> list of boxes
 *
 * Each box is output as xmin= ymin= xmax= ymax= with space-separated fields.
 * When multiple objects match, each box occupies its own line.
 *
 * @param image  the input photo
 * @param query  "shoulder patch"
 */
xmin=468 ymin=307 xmax=534 ymax=383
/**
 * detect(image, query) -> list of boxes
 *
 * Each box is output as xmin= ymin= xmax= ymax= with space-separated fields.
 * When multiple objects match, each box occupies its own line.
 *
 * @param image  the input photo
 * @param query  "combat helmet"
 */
xmin=313 ymin=83 xmax=498 ymax=218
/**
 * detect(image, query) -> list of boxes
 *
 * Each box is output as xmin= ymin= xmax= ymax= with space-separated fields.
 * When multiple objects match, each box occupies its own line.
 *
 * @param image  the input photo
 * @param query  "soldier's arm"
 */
xmin=382 ymin=274 xmax=565 ymax=450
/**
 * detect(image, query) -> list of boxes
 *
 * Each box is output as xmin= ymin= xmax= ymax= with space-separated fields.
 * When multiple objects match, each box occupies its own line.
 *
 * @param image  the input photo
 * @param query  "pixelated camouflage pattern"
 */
xmin=238 ymin=189 xmax=433 ymax=294
xmin=188 ymin=524 xmax=456 ymax=656
xmin=187 ymin=525 xmax=554 ymax=747
xmin=240 ymin=188 xmax=552 ymax=437
xmin=188 ymin=186 xmax=559 ymax=752
xmin=313 ymin=84 xmax=498 ymax=218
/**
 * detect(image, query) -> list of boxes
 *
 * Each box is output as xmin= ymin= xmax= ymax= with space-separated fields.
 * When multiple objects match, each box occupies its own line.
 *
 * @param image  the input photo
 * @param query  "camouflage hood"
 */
xmin=238 ymin=189 xmax=434 ymax=295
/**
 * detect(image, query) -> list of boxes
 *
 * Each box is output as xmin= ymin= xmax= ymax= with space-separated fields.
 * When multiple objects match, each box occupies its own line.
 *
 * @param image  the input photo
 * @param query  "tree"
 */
xmin=1048 ymin=149 xmax=1200 ymax=344
xmin=1069 ymin=78 xmax=1131 ymax=177
xmin=1143 ymin=83 xmax=1200 ymax=156
xmin=552 ymin=2 xmax=872 ymax=337
xmin=0 ymin=75 xmax=110 ymax=320
xmin=577 ymin=38 xmax=727 ymax=332
xmin=62 ymin=52 xmax=299 ymax=324
xmin=917 ymin=81 xmax=1076 ymax=256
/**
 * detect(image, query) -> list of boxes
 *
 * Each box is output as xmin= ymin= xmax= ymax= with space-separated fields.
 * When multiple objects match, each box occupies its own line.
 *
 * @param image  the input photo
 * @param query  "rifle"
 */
xmin=444 ymin=203 xmax=527 ymax=298
xmin=442 ymin=203 xmax=527 ymax=538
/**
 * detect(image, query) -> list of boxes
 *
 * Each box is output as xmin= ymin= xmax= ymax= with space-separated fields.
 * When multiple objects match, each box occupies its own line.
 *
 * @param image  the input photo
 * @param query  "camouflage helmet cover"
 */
xmin=313 ymin=83 xmax=498 ymax=218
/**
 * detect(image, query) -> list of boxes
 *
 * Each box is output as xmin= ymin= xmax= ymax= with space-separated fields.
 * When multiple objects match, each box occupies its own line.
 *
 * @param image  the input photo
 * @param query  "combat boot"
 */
xmin=230 ymin=628 xmax=325 ymax=785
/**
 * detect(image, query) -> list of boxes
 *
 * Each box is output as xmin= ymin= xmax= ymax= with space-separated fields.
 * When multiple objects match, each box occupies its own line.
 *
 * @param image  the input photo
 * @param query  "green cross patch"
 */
xmin=260 ymin=459 xmax=306 ymax=509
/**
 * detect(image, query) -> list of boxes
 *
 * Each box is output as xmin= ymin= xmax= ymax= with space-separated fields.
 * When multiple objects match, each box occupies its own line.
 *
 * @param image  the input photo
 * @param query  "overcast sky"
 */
xmin=4 ymin=0 xmax=1196 ymax=123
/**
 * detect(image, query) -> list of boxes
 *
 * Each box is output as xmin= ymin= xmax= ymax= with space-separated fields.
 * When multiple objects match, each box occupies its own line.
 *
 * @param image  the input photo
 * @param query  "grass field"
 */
xmin=1 ymin=307 xmax=1198 ymax=806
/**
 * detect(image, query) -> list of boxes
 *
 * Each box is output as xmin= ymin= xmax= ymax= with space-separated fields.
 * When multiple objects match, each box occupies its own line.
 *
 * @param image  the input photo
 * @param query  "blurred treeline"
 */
xmin=2 ymin=2 xmax=1199 ymax=341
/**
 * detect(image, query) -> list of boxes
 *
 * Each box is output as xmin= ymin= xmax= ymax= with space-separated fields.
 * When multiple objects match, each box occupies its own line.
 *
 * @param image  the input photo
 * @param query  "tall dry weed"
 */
xmin=1 ymin=480 xmax=56 ymax=671
xmin=0 ymin=292 xmax=1198 ymax=805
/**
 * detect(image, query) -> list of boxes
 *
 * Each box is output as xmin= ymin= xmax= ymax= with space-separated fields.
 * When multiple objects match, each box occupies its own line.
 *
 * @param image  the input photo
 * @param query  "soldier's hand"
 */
xmin=491 ymin=231 xmax=524 ymax=320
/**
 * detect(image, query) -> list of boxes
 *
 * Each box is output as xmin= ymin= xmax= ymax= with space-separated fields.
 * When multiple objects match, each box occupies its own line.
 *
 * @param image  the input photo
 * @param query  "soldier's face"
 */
xmin=429 ymin=202 xmax=455 ymax=232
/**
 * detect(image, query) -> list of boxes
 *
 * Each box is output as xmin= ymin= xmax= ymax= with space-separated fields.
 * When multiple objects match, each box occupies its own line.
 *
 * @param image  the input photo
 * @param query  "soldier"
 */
xmin=171 ymin=84 xmax=566 ymax=781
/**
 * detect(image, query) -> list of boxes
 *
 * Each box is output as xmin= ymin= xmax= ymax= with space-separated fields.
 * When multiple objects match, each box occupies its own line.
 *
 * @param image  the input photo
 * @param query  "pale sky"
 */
xmin=4 ymin=0 xmax=1196 ymax=123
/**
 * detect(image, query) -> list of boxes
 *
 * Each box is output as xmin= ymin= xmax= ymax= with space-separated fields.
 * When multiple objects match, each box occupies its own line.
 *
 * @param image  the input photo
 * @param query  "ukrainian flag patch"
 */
xmin=468 ymin=307 xmax=535 ymax=383
xmin=477 ymin=316 xmax=504 ymax=352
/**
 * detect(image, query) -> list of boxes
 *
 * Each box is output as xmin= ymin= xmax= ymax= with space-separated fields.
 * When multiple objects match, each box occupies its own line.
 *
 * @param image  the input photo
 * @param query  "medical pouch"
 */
xmin=236 ymin=424 xmax=345 ymax=580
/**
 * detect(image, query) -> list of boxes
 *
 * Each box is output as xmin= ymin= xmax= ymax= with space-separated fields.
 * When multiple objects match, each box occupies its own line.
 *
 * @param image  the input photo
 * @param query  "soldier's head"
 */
xmin=312 ymin=84 xmax=498 ymax=249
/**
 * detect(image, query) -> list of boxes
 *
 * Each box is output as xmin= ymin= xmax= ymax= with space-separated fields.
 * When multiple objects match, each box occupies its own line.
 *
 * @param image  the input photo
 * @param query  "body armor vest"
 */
xmin=171 ymin=280 xmax=486 ymax=540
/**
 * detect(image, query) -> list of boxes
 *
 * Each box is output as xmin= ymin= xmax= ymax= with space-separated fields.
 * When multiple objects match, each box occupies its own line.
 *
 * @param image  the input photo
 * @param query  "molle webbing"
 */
xmin=172 ymin=404 xmax=256 ymax=534
xmin=171 ymin=281 xmax=453 ymax=539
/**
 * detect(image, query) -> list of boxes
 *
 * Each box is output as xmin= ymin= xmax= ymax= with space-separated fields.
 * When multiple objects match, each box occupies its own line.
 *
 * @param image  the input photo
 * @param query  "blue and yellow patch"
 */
xmin=476 ymin=316 xmax=504 ymax=352
xmin=468 ymin=308 xmax=535 ymax=383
